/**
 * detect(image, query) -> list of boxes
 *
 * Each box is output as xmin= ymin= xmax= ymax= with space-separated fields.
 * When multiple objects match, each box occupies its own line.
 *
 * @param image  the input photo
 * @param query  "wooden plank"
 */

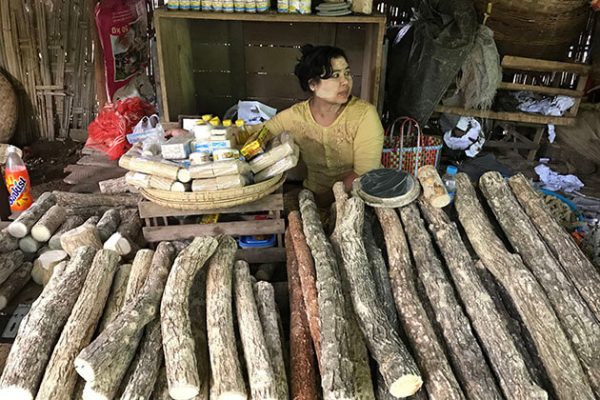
xmin=498 ymin=82 xmax=583 ymax=97
xmin=189 ymin=43 xmax=230 ymax=72
xmin=76 ymin=154 xmax=119 ymax=168
xmin=502 ymin=56 xmax=592 ymax=75
xmin=236 ymin=247 xmax=286 ymax=263
xmin=243 ymin=21 xmax=321 ymax=46
xmin=244 ymin=46 xmax=302 ymax=75
xmin=142 ymin=219 xmax=286 ymax=241
xmin=193 ymin=72 xmax=233 ymax=96
xmin=138 ymin=194 xmax=284 ymax=218
xmin=229 ymin=21 xmax=247 ymax=101
xmin=568 ymin=74 xmax=589 ymax=117
xmin=434 ymin=105 xmax=576 ymax=126
xmin=188 ymin=19 xmax=231 ymax=44
xmin=246 ymin=74 xmax=314 ymax=99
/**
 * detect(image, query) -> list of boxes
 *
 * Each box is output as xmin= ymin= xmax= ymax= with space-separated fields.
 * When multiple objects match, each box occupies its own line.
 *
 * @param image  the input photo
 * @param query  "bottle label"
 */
xmin=5 ymin=169 xmax=33 ymax=212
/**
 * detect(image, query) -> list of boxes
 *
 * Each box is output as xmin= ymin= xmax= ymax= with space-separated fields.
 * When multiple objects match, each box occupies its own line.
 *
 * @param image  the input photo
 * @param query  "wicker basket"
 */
xmin=139 ymin=173 xmax=286 ymax=211
xmin=473 ymin=0 xmax=589 ymax=60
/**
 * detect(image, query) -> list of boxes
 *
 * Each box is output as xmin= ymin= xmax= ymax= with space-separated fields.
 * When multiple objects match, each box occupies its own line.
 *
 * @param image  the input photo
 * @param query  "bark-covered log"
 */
xmin=419 ymin=199 xmax=548 ymax=399
xmin=509 ymin=174 xmax=600 ymax=320
xmin=234 ymin=260 xmax=278 ymax=399
xmin=206 ymin=236 xmax=247 ymax=400
xmin=0 ymin=246 xmax=95 ymax=400
xmin=0 ymin=250 xmax=25 ymax=286
xmin=18 ymin=236 xmax=41 ymax=254
xmin=96 ymin=209 xmax=121 ymax=242
xmin=98 ymin=176 xmax=138 ymax=195
xmin=150 ymin=366 xmax=169 ymax=400
xmin=53 ymin=191 xmax=140 ymax=209
xmin=286 ymin=230 xmax=320 ymax=400
xmin=255 ymin=281 xmax=289 ymax=400
xmin=480 ymin=171 xmax=600 ymax=396
xmin=75 ymin=242 xmax=175 ymax=384
xmin=401 ymin=203 xmax=502 ymax=399
xmin=0 ymin=261 xmax=32 ymax=310
xmin=7 ymin=192 xmax=57 ymax=238
xmin=161 ymin=237 xmax=218 ymax=400
xmin=340 ymin=198 xmax=422 ymax=398
xmin=287 ymin=211 xmax=321 ymax=362
xmin=189 ymin=269 xmax=209 ymax=400
xmin=255 ymin=263 xmax=276 ymax=281
xmin=299 ymin=189 xmax=360 ymax=399
xmin=103 ymin=209 xmax=142 ymax=257
xmin=83 ymin=216 xmax=101 ymax=226
xmin=120 ymin=319 xmax=163 ymax=400
xmin=455 ymin=172 xmax=595 ymax=400
xmin=36 ymin=249 xmax=120 ymax=400
xmin=362 ymin=212 xmax=399 ymax=333
xmin=0 ymin=230 xmax=19 ymax=253
xmin=49 ymin=216 xmax=85 ymax=250
xmin=31 ymin=204 xmax=67 ymax=242
xmin=60 ymin=224 xmax=103 ymax=256
xmin=31 ymin=249 xmax=68 ymax=286
xmin=416 ymin=165 xmax=451 ymax=208
xmin=97 ymin=263 xmax=132 ymax=332
xmin=124 ymin=249 xmax=155 ymax=305
xmin=375 ymin=207 xmax=465 ymax=400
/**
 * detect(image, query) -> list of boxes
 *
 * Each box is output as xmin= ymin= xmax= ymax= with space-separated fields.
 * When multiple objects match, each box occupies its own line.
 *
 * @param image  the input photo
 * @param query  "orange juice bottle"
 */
xmin=4 ymin=146 xmax=33 ymax=212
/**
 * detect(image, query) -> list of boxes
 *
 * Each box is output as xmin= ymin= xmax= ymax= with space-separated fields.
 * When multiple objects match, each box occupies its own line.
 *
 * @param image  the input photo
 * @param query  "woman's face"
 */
xmin=310 ymin=57 xmax=353 ymax=104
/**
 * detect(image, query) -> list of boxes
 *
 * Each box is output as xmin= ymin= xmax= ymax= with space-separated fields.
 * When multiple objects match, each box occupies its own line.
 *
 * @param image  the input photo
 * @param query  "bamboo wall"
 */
xmin=0 ymin=0 xmax=97 ymax=145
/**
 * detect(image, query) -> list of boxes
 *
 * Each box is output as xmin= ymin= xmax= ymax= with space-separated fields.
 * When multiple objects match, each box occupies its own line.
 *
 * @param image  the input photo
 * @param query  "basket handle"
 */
xmin=386 ymin=117 xmax=422 ymax=174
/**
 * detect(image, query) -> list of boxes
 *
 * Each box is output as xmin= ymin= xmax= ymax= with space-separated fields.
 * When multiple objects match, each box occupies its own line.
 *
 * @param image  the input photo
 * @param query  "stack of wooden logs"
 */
xmin=287 ymin=173 xmax=600 ymax=400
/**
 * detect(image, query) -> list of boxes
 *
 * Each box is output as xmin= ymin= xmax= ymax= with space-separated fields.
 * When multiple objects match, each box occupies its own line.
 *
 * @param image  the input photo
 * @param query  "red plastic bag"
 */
xmin=86 ymin=97 xmax=156 ymax=160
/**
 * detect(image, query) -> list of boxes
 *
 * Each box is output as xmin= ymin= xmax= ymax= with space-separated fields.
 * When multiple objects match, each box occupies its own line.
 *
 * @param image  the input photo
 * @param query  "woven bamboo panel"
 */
xmin=0 ymin=0 xmax=97 ymax=145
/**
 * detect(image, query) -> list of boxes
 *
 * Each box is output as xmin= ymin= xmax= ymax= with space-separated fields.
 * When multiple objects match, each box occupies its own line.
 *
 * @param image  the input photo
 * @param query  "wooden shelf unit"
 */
xmin=154 ymin=9 xmax=386 ymax=121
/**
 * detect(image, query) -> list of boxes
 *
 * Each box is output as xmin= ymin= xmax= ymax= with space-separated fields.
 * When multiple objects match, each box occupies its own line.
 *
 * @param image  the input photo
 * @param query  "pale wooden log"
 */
xmin=0 ymin=250 xmax=25 ymax=286
xmin=53 ymin=191 xmax=140 ymax=208
xmin=298 ymin=189 xmax=358 ymax=399
xmin=124 ymin=249 xmax=155 ymax=304
xmin=417 ymin=165 xmax=451 ymax=208
xmin=31 ymin=249 xmax=68 ymax=286
xmin=286 ymin=232 xmax=320 ymax=400
xmin=103 ymin=209 xmax=142 ymax=256
xmin=161 ymin=236 xmax=219 ymax=400
xmin=419 ymin=199 xmax=548 ymax=399
xmin=97 ymin=263 xmax=132 ymax=332
xmin=400 ymin=203 xmax=502 ymax=399
xmin=83 ymin=216 xmax=101 ymax=226
xmin=255 ymin=263 xmax=276 ymax=281
xmin=150 ymin=366 xmax=170 ymax=400
xmin=362 ymin=212 xmax=400 ymax=333
xmin=31 ymin=204 xmax=67 ymax=242
xmin=340 ymin=198 xmax=422 ymax=398
xmin=75 ymin=243 xmax=175 ymax=384
xmin=0 ymin=246 xmax=95 ymax=400
xmin=189 ymin=269 xmax=209 ymax=400
xmin=375 ymin=207 xmax=465 ymax=400
xmin=234 ymin=260 xmax=278 ymax=399
xmin=18 ymin=235 xmax=40 ymax=254
xmin=36 ymin=250 xmax=120 ymax=400
xmin=287 ymin=211 xmax=320 ymax=363
xmin=119 ymin=154 xmax=180 ymax=180
xmin=60 ymin=224 xmax=102 ymax=256
xmin=103 ymin=232 xmax=134 ymax=257
xmin=0 ymin=230 xmax=19 ymax=253
xmin=96 ymin=208 xmax=121 ymax=242
xmin=98 ymin=175 xmax=138 ymax=194
xmin=255 ymin=281 xmax=289 ymax=400
xmin=0 ymin=261 xmax=32 ymax=310
xmin=455 ymin=172 xmax=595 ymax=400
xmin=120 ymin=319 xmax=163 ymax=400
xmin=480 ymin=171 xmax=600 ymax=396
xmin=509 ymin=174 xmax=600 ymax=320
xmin=7 ymin=192 xmax=56 ymax=238
xmin=206 ymin=236 xmax=247 ymax=400
xmin=49 ymin=216 xmax=85 ymax=250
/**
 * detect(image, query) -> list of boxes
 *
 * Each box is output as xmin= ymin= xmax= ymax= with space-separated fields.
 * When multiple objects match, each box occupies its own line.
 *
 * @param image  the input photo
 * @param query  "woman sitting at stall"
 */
xmin=266 ymin=44 xmax=384 ymax=207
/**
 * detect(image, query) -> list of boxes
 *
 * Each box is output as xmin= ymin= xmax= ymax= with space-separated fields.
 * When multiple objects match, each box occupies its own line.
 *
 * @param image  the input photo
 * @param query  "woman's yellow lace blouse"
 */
xmin=265 ymin=97 xmax=384 ymax=195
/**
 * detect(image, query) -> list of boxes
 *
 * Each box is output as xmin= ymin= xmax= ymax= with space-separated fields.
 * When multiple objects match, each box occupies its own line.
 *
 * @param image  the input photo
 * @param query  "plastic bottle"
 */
xmin=4 ymin=146 xmax=33 ymax=212
xmin=442 ymin=165 xmax=458 ymax=202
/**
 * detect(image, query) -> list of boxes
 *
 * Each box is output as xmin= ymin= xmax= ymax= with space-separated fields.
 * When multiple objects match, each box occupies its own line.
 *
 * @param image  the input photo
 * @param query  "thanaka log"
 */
xmin=31 ymin=204 xmax=67 ymax=242
xmin=0 ymin=261 xmax=32 ymax=310
xmin=7 ymin=192 xmax=56 ymax=238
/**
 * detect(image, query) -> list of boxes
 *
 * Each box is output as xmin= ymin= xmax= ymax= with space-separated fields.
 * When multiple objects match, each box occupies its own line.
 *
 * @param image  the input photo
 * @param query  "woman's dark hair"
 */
xmin=294 ymin=44 xmax=348 ymax=92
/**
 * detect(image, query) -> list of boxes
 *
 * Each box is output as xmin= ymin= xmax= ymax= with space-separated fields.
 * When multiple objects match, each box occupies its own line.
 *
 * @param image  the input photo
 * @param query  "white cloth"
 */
xmin=535 ymin=163 xmax=584 ymax=193
xmin=443 ymin=117 xmax=485 ymax=158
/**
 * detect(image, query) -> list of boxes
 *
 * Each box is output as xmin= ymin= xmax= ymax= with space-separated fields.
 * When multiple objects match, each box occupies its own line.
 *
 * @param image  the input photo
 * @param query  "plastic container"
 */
xmin=442 ymin=165 xmax=458 ymax=202
xmin=238 ymin=234 xmax=276 ymax=249
xmin=4 ymin=146 xmax=33 ymax=212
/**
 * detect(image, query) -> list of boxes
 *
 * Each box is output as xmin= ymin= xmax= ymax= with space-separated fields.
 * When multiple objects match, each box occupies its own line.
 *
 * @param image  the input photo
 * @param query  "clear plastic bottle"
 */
xmin=4 ymin=146 xmax=33 ymax=212
xmin=442 ymin=165 xmax=458 ymax=202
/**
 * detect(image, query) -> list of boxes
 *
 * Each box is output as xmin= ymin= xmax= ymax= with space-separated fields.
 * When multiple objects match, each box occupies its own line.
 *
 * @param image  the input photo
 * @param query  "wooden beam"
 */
xmin=498 ymin=82 xmax=583 ymax=97
xmin=143 ymin=219 xmax=285 ymax=241
xmin=434 ymin=105 xmax=576 ymax=126
xmin=502 ymin=56 xmax=591 ymax=75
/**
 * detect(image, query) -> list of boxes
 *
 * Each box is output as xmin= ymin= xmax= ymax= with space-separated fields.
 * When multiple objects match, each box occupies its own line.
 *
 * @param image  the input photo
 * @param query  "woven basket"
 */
xmin=0 ymin=72 xmax=17 ymax=143
xmin=473 ymin=0 xmax=589 ymax=60
xmin=139 ymin=173 xmax=286 ymax=211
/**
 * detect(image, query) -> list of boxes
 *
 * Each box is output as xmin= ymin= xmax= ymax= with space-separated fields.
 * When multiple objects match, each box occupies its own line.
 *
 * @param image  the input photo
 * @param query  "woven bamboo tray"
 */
xmin=139 ymin=173 xmax=286 ymax=211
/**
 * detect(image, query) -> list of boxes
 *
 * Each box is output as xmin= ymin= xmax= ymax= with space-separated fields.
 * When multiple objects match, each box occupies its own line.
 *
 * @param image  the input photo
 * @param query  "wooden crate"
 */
xmin=154 ymin=9 xmax=386 ymax=121
xmin=138 ymin=193 xmax=286 ymax=263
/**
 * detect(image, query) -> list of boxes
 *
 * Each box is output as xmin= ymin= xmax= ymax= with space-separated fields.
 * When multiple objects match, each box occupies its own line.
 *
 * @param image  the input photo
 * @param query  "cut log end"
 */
xmin=177 ymin=169 xmax=191 ymax=183
xmin=18 ymin=236 xmax=40 ymax=254
xmin=171 ymin=182 xmax=187 ymax=192
xmin=219 ymin=391 xmax=247 ymax=400
xmin=0 ymin=386 xmax=32 ymax=400
xmin=8 ymin=223 xmax=28 ymax=239
xmin=30 ymin=226 xmax=51 ymax=243
xmin=169 ymin=385 xmax=200 ymax=400
xmin=389 ymin=375 xmax=423 ymax=398
xmin=103 ymin=232 xmax=132 ymax=256
xmin=0 ymin=297 xmax=8 ymax=310
xmin=74 ymin=359 xmax=95 ymax=383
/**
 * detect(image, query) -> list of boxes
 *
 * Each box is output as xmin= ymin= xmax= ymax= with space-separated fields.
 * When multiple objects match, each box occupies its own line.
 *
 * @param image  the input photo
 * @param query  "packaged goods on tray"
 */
xmin=240 ymin=126 xmax=273 ymax=160
xmin=119 ymin=154 xmax=180 ymax=180
xmin=255 ymin=143 xmax=299 ymax=182
xmin=249 ymin=132 xmax=296 ymax=173
xmin=160 ymin=134 xmax=193 ymax=160
xmin=125 ymin=171 xmax=188 ymax=192
xmin=191 ymin=173 xmax=252 ymax=192
xmin=178 ymin=160 xmax=251 ymax=183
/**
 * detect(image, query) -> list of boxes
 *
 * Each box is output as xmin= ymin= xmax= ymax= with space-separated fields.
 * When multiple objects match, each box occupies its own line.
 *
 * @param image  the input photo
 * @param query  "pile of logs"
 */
xmin=287 ymin=173 xmax=600 ymax=400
